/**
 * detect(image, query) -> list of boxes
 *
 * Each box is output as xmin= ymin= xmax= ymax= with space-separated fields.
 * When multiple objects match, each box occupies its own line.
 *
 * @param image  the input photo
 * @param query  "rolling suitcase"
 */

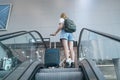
xmin=44 ymin=37 xmax=60 ymax=67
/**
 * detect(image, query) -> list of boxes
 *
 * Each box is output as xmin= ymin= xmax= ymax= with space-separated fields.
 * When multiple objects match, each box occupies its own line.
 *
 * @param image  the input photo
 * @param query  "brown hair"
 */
xmin=60 ymin=13 xmax=67 ymax=19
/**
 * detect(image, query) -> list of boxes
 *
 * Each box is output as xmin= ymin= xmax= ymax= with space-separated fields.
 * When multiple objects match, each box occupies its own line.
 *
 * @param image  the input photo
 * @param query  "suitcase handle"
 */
xmin=43 ymin=38 xmax=50 ymax=48
xmin=50 ymin=36 xmax=56 ymax=48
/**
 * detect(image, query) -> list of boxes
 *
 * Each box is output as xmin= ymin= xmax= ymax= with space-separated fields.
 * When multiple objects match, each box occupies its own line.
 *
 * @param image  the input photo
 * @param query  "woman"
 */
xmin=50 ymin=12 xmax=75 ymax=68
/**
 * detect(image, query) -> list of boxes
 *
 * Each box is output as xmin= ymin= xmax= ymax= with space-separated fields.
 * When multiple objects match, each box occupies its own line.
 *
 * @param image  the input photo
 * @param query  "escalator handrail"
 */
xmin=29 ymin=30 xmax=47 ymax=49
xmin=19 ymin=61 xmax=44 ymax=80
xmin=77 ymin=28 xmax=120 ymax=59
xmin=0 ymin=32 xmax=36 ymax=41
xmin=0 ymin=30 xmax=47 ymax=49
xmin=0 ymin=31 xmax=27 ymax=38
xmin=0 ymin=31 xmax=37 ymax=43
xmin=79 ymin=59 xmax=105 ymax=80
xmin=86 ymin=59 xmax=105 ymax=80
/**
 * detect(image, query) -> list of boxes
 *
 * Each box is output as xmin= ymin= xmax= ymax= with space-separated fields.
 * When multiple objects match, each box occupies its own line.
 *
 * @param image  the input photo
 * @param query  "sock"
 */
xmin=66 ymin=58 xmax=71 ymax=64
xmin=71 ymin=60 xmax=74 ymax=63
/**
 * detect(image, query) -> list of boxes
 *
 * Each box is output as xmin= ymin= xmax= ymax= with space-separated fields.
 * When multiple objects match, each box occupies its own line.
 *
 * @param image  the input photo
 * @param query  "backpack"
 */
xmin=63 ymin=18 xmax=76 ymax=33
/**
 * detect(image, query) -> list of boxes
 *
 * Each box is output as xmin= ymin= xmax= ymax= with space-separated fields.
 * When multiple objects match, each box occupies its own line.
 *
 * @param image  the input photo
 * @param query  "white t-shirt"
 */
xmin=59 ymin=18 xmax=64 ymax=24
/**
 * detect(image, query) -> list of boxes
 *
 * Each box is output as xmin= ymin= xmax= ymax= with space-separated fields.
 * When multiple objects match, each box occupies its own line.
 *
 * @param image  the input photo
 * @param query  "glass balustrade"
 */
xmin=0 ymin=31 xmax=46 ymax=80
xmin=78 ymin=29 xmax=120 ymax=80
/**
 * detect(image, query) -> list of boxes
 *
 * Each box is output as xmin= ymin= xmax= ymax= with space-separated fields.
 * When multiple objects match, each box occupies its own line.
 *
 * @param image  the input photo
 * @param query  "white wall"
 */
xmin=0 ymin=0 xmax=120 ymax=41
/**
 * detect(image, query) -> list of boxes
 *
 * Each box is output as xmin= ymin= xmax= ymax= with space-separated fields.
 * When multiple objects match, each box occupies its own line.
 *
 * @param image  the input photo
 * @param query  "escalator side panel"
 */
xmin=79 ymin=59 xmax=105 ymax=80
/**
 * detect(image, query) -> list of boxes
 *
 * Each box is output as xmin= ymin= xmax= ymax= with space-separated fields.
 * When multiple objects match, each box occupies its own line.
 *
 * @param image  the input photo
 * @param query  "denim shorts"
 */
xmin=60 ymin=30 xmax=74 ymax=41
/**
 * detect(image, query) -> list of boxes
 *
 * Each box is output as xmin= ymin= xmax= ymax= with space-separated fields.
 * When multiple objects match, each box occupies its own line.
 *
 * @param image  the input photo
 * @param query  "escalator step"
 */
xmin=39 ymin=68 xmax=81 ymax=73
xmin=36 ymin=71 xmax=83 ymax=80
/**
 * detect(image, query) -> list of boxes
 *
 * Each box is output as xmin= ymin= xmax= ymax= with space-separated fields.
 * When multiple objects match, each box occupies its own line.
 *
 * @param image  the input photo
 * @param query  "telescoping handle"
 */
xmin=43 ymin=38 xmax=50 ymax=48
xmin=50 ymin=36 xmax=56 ymax=48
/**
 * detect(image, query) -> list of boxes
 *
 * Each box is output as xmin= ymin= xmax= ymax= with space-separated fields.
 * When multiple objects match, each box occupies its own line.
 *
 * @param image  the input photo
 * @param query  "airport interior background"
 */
xmin=0 ymin=0 xmax=120 ymax=80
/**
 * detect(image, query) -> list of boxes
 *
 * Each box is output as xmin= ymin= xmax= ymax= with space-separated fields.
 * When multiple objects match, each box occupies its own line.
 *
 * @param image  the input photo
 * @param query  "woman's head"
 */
xmin=60 ymin=12 xmax=67 ymax=19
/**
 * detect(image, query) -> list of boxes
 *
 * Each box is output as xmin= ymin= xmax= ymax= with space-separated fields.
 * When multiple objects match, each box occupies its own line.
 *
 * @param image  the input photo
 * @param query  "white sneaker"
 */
xmin=65 ymin=58 xmax=72 ymax=68
xmin=66 ymin=58 xmax=71 ymax=64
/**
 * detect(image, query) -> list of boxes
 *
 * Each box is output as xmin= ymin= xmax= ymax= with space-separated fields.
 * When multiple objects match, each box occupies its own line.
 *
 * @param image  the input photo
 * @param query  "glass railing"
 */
xmin=0 ymin=42 xmax=14 ymax=80
xmin=0 ymin=31 xmax=46 ymax=80
xmin=78 ymin=28 xmax=120 ymax=80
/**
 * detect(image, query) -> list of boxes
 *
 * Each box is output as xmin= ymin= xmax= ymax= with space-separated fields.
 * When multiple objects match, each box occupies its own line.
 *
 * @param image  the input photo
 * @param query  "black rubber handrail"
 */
xmin=0 ymin=30 xmax=47 ymax=49
xmin=85 ymin=59 xmax=105 ymax=80
xmin=77 ymin=28 xmax=120 ymax=60
xmin=79 ymin=59 xmax=105 ymax=80
xmin=0 ymin=31 xmax=36 ymax=43
xmin=0 ymin=31 xmax=27 ymax=37
xmin=29 ymin=30 xmax=47 ymax=49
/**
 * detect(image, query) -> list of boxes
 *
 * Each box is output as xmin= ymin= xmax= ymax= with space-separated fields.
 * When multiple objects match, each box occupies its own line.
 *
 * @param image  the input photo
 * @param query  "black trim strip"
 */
xmin=79 ymin=59 xmax=105 ymax=80
xmin=0 ymin=31 xmax=27 ymax=37
xmin=85 ymin=59 xmax=105 ymax=80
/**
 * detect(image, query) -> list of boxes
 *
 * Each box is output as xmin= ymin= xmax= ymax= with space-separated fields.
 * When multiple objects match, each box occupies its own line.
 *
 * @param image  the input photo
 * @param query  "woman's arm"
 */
xmin=50 ymin=23 xmax=64 ymax=36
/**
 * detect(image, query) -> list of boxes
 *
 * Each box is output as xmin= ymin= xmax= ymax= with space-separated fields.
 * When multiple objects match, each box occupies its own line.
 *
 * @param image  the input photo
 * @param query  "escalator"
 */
xmin=2 ymin=59 xmax=104 ymax=80
xmin=1 ymin=28 xmax=119 ymax=80
xmin=0 ymin=30 xmax=47 ymax=80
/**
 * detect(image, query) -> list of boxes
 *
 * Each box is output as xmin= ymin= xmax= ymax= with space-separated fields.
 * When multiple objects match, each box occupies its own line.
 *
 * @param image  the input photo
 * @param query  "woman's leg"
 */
xmin=62 ymin=39 xmax=72 ymax=67
xmin=68 ymin=41 xmax=75 ymax=68
xmin=61 ymin=39 xmax=69 ymax=60
xmin=68 ymin=41 xmax=75 ymax=62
